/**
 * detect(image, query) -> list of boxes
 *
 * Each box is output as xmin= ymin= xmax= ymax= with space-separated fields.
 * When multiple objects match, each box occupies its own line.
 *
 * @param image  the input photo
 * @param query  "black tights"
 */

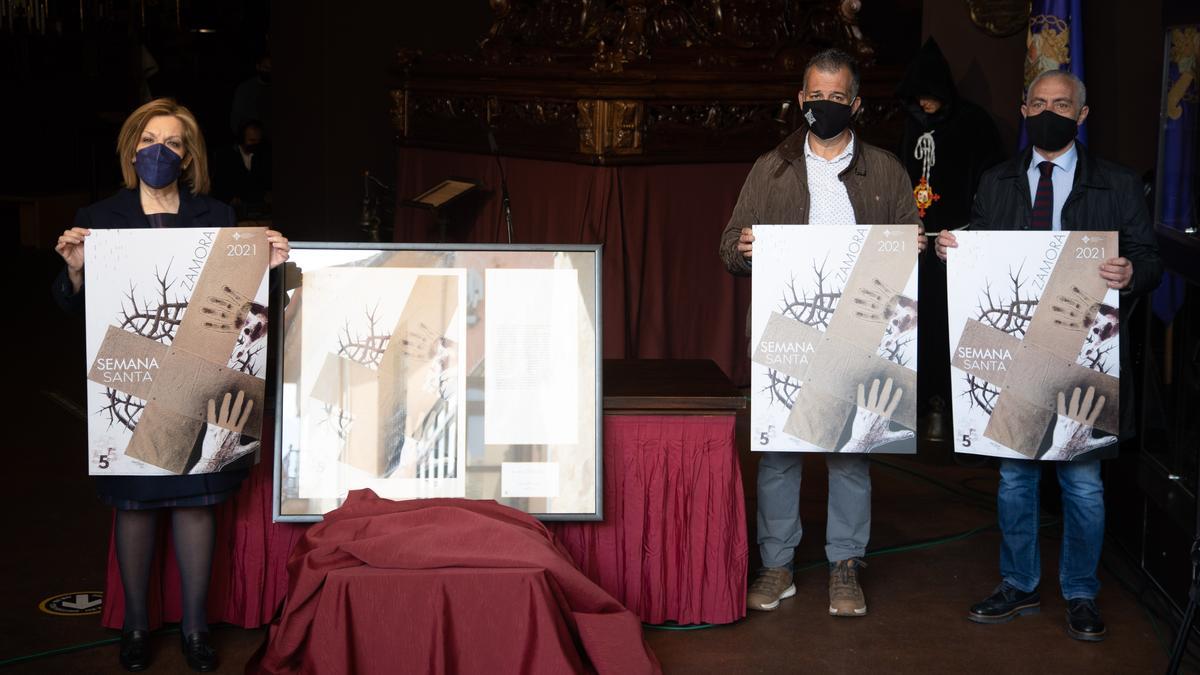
xmin=114 ymin=506 xmax=215 ymax=636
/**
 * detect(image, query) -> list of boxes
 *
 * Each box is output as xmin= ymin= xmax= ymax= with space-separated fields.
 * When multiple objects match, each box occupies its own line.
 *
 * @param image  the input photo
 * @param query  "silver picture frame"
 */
xmin=272 ymin=242 xmax=603 ymax=522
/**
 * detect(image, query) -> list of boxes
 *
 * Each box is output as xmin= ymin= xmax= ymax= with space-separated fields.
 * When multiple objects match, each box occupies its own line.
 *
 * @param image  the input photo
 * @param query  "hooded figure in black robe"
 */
xmin=896 ymin=37 xmax=1005 ymax=443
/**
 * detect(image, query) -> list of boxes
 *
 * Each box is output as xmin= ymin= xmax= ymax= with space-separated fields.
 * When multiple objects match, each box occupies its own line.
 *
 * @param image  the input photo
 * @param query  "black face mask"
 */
xmin=802 ymin=100 xmax=854 ymax=140
xmin=1025 ymin=110 xmax=1078 ymax=152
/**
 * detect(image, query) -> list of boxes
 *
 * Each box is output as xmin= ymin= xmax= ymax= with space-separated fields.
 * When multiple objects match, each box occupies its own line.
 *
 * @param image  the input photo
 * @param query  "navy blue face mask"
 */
xmin=134 ymin=143 xmax=183 ymax=189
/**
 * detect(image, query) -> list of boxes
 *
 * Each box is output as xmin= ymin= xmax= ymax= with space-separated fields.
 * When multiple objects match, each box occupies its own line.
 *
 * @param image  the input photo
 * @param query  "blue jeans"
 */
xmin=997 ymin=458 xmax=1104 ymax=600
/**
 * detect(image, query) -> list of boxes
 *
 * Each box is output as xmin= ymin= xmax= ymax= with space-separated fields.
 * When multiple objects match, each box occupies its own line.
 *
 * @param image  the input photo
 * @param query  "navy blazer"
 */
xmin=53 ymin=188 xmax=237 ymax=313
xmin=52 ymin=188 xmax=247 ymax=503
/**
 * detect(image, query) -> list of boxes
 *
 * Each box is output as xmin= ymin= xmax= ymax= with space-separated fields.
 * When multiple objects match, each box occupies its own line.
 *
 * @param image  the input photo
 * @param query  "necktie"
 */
xmin=1031 ymin=160 xmax=1055 ymax=230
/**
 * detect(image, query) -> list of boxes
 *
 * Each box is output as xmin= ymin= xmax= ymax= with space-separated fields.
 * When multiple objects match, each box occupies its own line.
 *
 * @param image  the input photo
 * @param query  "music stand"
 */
xmin=402 ymin=178 xmax=481 ymax=243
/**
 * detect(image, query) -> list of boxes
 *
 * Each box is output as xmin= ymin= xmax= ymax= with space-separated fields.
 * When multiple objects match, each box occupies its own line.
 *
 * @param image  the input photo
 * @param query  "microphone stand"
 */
xmin=488 ymin=128 xmax=514 ymax=244
xmin=360 ymin=170 xmax=394 ymax=243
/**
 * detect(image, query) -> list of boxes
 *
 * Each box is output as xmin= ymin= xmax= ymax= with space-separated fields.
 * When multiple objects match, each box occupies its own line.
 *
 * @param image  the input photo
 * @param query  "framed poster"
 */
xmin=947 ymin=231 xmax=1120 ymax=461
xmin=275 ymin=244 xmax=602 ymax=521
xmin=750 ymin=225 xmax=919 ymax=454
xmin=84 ymin=227 xmax=270 ymax=475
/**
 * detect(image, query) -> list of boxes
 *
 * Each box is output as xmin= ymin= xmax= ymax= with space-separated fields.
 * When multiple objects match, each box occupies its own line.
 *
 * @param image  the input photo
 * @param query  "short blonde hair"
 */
xmin=116 ymin=98 xmax=210 ymax=194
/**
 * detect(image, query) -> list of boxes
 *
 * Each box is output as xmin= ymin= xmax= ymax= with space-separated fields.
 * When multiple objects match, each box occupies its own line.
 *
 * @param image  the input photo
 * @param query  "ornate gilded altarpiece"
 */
xmin=391 ymin=0 xmax=907 ymax=164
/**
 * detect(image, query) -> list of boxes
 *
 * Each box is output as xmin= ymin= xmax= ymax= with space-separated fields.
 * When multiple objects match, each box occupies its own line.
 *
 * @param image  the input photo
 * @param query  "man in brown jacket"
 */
xmin=720 ymin=48 xmax=924 ymax=616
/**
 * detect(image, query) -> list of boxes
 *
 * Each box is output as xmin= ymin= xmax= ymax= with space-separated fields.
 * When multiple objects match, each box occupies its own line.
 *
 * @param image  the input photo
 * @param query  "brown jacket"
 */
xmin=719 ymin=127 xmax=922 ymax=275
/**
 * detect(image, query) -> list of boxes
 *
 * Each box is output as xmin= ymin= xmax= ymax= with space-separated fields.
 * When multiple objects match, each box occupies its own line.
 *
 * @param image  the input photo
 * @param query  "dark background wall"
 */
xmin=271 ymin=1 xmax=492 ymax=242
xmin=272 ymin=0 xmax=1170 ymax=242
xmin=0 ymin=1 xmax=270 ymax=198
xmin=3 ymin=1 xmax=1172 ymax=242
xmin=268 ymin=1 xmax=923 ymax=243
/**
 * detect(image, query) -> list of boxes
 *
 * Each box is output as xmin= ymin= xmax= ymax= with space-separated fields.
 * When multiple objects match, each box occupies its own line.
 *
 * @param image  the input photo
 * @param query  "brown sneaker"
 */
xmin=747 ymin=567 xmax=796 ymax=611
xmin=829 ymin=558 xmax=868 ymax=617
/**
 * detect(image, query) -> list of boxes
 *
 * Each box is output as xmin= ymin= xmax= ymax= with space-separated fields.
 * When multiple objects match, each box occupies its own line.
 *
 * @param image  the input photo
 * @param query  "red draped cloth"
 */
xmin=248 ymin=490 xmax=661 ymax=675
xmin=550 ymin=415 xmax=747 ymax=626
xmin=100 ymin=436 xmax=307 ymax=630
xmin=395 ymin=148 xmax=754 ymax=386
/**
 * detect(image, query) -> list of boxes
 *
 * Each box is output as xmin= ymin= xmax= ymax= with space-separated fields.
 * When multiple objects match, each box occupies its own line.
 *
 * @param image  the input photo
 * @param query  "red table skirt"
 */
xmin=100 ymin=447 xmax=307 ymax=630
xmin=101 ymin=415 xmax=747 ymax=629
xmin=549 ymin=415 xmax=748 ymax=625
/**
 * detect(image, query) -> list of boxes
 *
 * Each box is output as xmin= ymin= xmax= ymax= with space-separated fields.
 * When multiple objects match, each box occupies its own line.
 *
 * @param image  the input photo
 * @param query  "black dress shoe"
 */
xmin=118 ymin=630 xmax=150 ymax=672
xmin=1066 ymin=598 xmax=1107 ymax=642
xmin=968 ymin=583 xmax=1041 ymax=624
xmin=181 ymin=631 xmax=218 ymax=672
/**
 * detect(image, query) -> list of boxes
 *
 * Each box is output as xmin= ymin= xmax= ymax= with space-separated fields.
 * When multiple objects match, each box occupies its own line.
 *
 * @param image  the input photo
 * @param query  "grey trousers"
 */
xmin=756 ymin=451 xmax=871 ymax=567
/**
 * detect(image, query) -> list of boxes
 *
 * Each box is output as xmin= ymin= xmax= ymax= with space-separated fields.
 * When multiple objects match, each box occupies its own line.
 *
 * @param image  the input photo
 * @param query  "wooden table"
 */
xmin=602 ymin=358 xmax=747 ymax=415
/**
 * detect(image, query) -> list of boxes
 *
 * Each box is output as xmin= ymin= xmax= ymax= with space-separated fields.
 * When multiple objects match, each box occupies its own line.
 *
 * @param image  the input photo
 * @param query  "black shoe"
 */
xmin=181 ymin=632 xmax=218 ymax=672
xmin=118 ymin=630 xmax=150 ymax=672
xmin=1066 ymin=598 xmax=1107 ymax=642
xmin=968 ymin=583 xmax=1041 ymax=624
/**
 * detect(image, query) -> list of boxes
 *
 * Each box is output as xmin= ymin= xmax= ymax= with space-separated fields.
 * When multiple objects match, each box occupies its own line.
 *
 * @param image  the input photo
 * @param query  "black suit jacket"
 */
xmin=968 ymin=142 xmax=1162 ymax=437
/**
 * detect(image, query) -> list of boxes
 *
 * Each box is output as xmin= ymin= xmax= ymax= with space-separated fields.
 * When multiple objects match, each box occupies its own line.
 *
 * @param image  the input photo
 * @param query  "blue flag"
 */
xmin=1020 ymin=0 xmax=1087 ymax=148
xmin=1152 ymin=26 xmax=1199 ymax=324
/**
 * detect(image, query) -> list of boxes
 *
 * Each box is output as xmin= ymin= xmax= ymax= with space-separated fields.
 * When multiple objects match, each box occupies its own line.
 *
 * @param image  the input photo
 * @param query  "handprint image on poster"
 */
xmin=84 ymin=227 xmax=270 ymax=475
xmin=947 ymin=231 xmax=1120 ymax=461
xmin=750 ymin=225 xmax=919 ymax=454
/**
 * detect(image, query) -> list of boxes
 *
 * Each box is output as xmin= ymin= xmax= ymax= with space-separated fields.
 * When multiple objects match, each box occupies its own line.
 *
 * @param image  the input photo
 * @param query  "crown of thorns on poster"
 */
xmin=962 ymin=263 xmax=1117 ymax=415
xmin=320 ymin=303 xmax=458 ymax=445
xmin=764 ymin=255 xmax=916 ymax=410
xmin=101 ymin=264 xmax=268 ymax=431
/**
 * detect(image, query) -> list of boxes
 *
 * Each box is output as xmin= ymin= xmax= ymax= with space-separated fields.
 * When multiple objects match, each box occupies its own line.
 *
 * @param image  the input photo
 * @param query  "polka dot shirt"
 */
xmin=804 ymin=132 xmax=857 ymax=226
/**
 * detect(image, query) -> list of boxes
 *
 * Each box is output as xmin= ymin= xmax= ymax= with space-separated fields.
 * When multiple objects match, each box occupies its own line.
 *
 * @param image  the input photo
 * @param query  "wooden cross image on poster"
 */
xmin=751 ymin=225 xmax=919 ymax=454
xmin=948 ymin=231 xmax=1120 ymax=461
xmin=85 ymin=228 xmax=270 ymax=475
xmin=308 ymin=273 xmax=461 ymax=479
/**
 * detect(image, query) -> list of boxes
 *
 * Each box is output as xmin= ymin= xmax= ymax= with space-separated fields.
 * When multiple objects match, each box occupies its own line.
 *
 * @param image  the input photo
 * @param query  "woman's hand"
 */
xmin=266 ymin=230 xmax=290 ymax=269
xmin=55 ymin=227 xmax=91 ymax=292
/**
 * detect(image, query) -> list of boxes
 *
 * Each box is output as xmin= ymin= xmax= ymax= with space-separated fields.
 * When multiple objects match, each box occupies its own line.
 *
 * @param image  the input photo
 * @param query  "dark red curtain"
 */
xmin=395 ymin=148 xmax=754 ymax=385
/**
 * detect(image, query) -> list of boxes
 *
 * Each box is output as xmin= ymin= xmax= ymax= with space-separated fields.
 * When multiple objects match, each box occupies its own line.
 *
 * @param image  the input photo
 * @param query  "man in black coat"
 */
xmin=896 ymin=37 xmax=1005 ymax=440
xmin=936 ymin=70 xmax=1161 ymax=642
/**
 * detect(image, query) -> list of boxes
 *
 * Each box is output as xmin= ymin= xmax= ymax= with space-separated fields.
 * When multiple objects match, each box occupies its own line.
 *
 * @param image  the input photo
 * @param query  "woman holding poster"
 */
xmin=52 ymin=98 xmax=289 ymax=672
